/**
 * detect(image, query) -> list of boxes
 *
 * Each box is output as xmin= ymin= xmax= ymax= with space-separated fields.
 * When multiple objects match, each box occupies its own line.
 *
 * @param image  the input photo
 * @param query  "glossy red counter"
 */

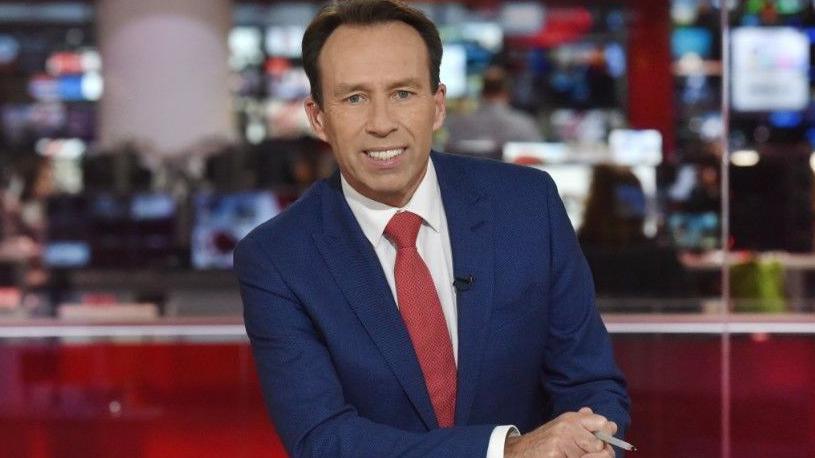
xmin=0 ymin=315 xmax=812 ymax=458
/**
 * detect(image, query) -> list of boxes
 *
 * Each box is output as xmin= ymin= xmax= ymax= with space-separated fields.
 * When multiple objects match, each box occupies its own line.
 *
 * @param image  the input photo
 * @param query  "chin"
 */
xmin=364 ymin=172 xmax=402 ymax=186
xmin=368 ymin=186 xmax=403 ymax=199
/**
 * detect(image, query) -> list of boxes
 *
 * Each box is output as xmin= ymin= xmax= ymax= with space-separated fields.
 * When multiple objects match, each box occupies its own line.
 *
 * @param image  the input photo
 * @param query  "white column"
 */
xmin=97 ymin=0 xmax=234 ymax=156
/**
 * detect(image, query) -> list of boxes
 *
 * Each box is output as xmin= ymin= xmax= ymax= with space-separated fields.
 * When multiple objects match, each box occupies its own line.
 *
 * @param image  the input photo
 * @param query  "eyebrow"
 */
xmin=333 ymin=83 xmax=367 ymax=97
xmin=332 ymin=78 xmax=425 ymax=97
xmin=388 ymin=78 xmax=423 ymax=90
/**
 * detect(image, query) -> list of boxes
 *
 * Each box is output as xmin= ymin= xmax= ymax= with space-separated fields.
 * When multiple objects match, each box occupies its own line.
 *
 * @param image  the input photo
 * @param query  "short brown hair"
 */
xmin=481 ymin=66 xmax=510 ymax=98
xmin=302 ymin=0 xmax=442 ymax=107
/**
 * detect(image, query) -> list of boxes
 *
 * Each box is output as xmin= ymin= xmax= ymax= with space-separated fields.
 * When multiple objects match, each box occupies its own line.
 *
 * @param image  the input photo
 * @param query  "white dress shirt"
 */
xmin=341 ymin=159 xmax=517 ymax=458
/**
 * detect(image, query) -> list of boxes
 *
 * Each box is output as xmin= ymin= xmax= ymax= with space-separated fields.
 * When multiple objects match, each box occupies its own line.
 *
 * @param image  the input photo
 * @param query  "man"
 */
xmin=445 ymin=66 xmax=543 ymax=161
xmin=234 ymin=1 xmax=630 ymax=456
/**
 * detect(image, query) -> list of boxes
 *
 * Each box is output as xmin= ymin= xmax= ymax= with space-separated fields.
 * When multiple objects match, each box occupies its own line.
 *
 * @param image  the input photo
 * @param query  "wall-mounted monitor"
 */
xmin=44 ymin=241 xmax=91 ymax=268
xmin=265 ymin=25 xmax=304 ymax=58
xmin=732 ymin=27 xmax=809 ymax=112
xmin=671 ymin=27 xmax=714 ymax=59
xmin=229 ymin=27 xmax=263 ymax=70
xmin=192 ymin=191 xmax=281 ymax=269
xmin=131 ymin=193 xmax=175 ymax=221
xmin=45 ymin=195 xmax=90 ymax=268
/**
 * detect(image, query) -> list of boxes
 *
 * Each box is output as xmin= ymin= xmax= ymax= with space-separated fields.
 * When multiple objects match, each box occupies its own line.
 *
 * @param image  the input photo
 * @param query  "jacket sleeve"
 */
xmin=234 ymin=235 xmax=495 ymax=457
xmin=540 ymin=174 xmax=632 ymax=437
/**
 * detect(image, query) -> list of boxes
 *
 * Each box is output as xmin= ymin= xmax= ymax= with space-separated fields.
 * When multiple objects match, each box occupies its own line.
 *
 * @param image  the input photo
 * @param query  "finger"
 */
xmin=578 ymin=406 xmax=593 ymax=414
xmin=582 ymin=444 xmax=616 ymax=458
xmin=545 ymin=425 xmax=588 ymax=458
xmin=563 ymin=439 xmax=589 ymax=458
xmin=567 ymin=420 xmax=608 ymax=454
xmin=605 ymin=421 xmax=618 ymax=436
xmin=548 ymin=418 xmax=601 ymax=457
xmin=575 ymin=432 xmax=605 ymax=454
xmin=578 ymin=413 xmax=611 ymax=432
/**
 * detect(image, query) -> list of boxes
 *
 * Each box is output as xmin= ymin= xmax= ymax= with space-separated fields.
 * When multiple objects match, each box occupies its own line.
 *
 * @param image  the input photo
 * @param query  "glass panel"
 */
xmin=725 ymin=1 xmax=815 ymax=314
xmin=665 ymin=0 xmax=727 ymax=316
xmin=724 ymin=1 xmax=815 ymax=457
xmin=730 ymin=333 xmax=815 ymax=457
xmin=0 ymin=340 xmax=286 ymax=457
xmin=613 ymin=333 xmax=723 ymax=456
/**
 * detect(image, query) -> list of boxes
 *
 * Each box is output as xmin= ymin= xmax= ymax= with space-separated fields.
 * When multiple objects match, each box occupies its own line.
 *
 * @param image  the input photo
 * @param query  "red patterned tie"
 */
xmin=384 ymin=211 xmax=457 ymax=428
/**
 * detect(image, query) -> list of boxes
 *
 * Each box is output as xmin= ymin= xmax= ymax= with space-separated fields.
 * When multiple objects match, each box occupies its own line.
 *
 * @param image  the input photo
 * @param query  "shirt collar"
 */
xmin=341 ymin=158 xmax=442 ymax=247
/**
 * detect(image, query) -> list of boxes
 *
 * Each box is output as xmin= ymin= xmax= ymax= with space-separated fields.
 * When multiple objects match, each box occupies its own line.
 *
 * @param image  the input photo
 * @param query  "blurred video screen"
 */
xmin=192 ymin=191 xmax=281 ymax=269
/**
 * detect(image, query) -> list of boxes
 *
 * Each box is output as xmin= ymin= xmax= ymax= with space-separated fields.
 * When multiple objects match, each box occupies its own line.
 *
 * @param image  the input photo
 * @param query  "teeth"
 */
xmin=366 ymin=148 xmax=403 ymax=161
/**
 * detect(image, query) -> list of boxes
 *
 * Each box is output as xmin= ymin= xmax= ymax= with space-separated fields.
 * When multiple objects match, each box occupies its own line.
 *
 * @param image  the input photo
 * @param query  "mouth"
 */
xmin=364 ymin=147 xmax=406 ymax=161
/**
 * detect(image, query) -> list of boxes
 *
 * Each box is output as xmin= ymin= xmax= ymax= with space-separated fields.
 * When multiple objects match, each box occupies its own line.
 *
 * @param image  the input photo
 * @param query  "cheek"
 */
xmin=339 ymin=110 xmax=368 ymax=134
xmin=325 ymin=115 xmax=361 ymax=148
xmin=401 ymin=105 xmax=436 ymax=131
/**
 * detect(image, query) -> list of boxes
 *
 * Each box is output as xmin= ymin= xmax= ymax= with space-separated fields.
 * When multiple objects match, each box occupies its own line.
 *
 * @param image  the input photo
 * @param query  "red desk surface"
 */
xmin=0 ymin=323 xmax=812 ymax=457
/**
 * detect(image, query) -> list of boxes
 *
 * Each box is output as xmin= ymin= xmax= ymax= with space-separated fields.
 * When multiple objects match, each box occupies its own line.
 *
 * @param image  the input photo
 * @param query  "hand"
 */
xmin=504 ymin=407 xmax=618 ymax=458
xmin=580 ymin=407 xmax=618 ymax=458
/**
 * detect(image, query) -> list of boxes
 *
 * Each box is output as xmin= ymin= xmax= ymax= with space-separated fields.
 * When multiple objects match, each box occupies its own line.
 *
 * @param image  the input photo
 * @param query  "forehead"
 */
xmin=318 ymin=21 xmax=431 ymax=88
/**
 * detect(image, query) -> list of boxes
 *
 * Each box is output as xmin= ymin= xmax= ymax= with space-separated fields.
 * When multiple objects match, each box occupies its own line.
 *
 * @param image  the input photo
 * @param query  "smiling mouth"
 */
xmin=364 ymin=148 xmax=405 ymax=161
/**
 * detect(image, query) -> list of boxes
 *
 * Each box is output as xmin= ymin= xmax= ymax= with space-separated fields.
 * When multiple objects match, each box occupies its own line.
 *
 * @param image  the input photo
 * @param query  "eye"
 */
xmin=346 ymin=94 xmax=365 ymax=104
xmin=394 ymin=90 xmax=412 ymax=100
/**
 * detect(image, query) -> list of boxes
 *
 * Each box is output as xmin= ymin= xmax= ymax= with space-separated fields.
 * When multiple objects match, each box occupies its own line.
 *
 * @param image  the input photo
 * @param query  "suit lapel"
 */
xmin=432 ymin=153 xmax=495 ymax=426
xmin=312 ymin=173 xmax=438 ymax=430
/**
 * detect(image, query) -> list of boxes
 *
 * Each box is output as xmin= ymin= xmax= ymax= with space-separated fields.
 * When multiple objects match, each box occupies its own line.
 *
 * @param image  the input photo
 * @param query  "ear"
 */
xmin=432 ymin=83 xmax=447 ymax=132
xmin=304 ymin=96 xmax=329 ymax=142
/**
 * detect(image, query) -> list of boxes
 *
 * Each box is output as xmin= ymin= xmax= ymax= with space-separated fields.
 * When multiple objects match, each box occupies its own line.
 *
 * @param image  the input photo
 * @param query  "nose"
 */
xmin=365 ymin=97 xmax=398 ymax=137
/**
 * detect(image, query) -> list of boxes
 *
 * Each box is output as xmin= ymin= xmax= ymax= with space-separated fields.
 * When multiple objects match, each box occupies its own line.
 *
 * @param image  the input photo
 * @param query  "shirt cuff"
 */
xmin=486 ymin=424 xmax=520 ymax=458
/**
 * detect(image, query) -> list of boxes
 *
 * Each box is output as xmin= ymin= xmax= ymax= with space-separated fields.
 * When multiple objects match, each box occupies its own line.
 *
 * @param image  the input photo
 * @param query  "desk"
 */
xmin=0 ymin=317 xmax=282 ymax=457
xmin=0 ymin=314 xmax=813 ymax=457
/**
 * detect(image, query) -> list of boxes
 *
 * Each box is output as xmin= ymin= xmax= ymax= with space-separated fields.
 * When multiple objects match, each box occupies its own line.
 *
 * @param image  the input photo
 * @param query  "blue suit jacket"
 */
xmin=235 ymin=152 xmax=630 ymax=457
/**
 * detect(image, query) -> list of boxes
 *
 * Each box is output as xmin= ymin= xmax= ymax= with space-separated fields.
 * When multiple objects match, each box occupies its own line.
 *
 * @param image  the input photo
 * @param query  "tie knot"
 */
xmin=384 ymin=211 xmax=423 ymax=248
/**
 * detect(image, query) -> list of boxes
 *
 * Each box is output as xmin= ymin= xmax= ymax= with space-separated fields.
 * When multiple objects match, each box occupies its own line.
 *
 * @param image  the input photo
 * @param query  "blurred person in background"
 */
xmin=579 ymin=165 xmax=646 ymax=248
xmin=16 ymin=156 xmax=54 ymax=244
xmin=579 ymin=165 xmax=689 ymax=301
xmin=235 ymin=1 xmax=629 ymax=457
xmin=444 ymin=66 xmax=542 ymax=161
xmin=0 ymin=155 xmax=53 ymax=292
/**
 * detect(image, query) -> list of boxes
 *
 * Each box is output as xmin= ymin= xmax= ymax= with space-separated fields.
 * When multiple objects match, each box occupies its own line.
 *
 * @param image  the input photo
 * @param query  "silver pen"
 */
xmin=594 ymin=431 xmax=637 ymax=452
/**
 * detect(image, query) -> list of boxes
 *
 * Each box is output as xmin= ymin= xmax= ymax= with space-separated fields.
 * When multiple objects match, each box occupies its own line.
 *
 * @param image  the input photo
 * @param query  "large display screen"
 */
xmin=731 ymin=26 xmax=809 ymax=111
xmin=43 ymin=193 xmax=180 ymax=269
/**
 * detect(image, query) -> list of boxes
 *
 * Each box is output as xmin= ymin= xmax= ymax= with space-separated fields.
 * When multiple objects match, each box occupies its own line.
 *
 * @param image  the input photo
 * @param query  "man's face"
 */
xmin=305 ymin=21 xmax=446 ymax=207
